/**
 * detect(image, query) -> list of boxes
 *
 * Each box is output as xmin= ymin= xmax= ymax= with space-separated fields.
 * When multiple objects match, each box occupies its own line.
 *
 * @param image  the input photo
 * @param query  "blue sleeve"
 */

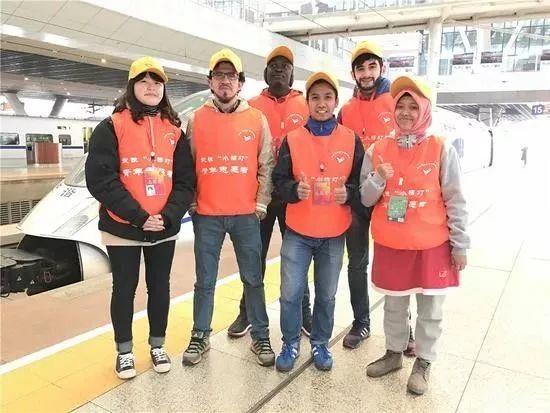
xmin=376 ymin=77 xmax=391 ymax=96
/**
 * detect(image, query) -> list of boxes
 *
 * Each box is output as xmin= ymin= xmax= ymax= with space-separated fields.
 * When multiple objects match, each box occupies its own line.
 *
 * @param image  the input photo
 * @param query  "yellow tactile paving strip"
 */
xmin=0 ymin=260 xmax=311 ymax=412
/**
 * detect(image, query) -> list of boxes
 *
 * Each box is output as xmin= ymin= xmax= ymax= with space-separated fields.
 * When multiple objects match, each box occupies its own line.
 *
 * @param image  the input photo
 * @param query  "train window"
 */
xmin=58 ymin=134 xmax=72 ymax=146
xmin=26 ymin=133 xmax=53 ymax=143
xmin=0 ymin=132 xmax=20 ymax=145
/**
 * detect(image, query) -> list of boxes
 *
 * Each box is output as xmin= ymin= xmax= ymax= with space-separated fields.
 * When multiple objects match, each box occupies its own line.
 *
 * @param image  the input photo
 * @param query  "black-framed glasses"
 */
xmin=211 ymin=71 xmax=239 ymax=81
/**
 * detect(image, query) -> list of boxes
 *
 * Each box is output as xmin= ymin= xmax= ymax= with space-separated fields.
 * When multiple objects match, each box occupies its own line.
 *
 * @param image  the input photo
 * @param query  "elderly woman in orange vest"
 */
xmin=86 ymin=57 xmax=195 ymax=379
xmin=360 ymin=75 xmax=469 ymax=395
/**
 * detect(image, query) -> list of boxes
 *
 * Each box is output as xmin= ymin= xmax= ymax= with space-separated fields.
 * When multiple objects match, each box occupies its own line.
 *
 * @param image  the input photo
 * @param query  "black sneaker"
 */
xmin=228 ymin=313 xmax=252 ymax=337
xmin=182 ymin=333 xmax=210 ymax=366
xmin=343 ymin=322 xmax=371 ymax=349
xmin=250 ymin=338 xmax=275 ymax=366
xmin=301 ymin=314 xmax=313 ymax=337
xmin=115 ymin=352 xmax=136 ymax=379
xmin=150 ymin=346 xmax=171 ymax=373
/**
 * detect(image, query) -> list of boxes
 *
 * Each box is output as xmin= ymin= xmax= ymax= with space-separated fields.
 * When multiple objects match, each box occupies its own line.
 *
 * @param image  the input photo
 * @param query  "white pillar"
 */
xmin=473 ymin=27 xmax=490 ymax=74
xmin=427 ymin=18 xmax=443 ymax=102
xmin=49 ymin=96 xmax=67 ymax=118
xmin=3 ymin=92 xmax=27 ymax=116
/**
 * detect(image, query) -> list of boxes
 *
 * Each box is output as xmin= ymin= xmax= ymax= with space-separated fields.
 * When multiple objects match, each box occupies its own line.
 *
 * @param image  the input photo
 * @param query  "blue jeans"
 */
xmin=280 ymin=230 xmax=345 ymax=346
xmin=345 ymin=209 xmax=371 ymax=328
xmin=192 ymin=213 xmax=269 ymax=340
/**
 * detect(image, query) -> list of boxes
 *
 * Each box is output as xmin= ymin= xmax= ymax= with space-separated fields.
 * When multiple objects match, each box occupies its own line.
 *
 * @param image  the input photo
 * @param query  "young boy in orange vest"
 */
xmin=338 ymin=40 xmax=415 ymax=354
xmin=228 ymin=46 xmax=313 ymax=338
xmin=181 ymin=49 xmax=276 ymax=367
xmin=273 ymin=72 xmax=365 ymax=372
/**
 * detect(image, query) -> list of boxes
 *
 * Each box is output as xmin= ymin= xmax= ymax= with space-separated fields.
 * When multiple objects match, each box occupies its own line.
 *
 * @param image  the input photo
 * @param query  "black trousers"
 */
xmin=107 ymin=240 xmax=175 ymax=349
xmin=345 ymin=210 xmax=371 ymax=328
xmin=239 ymin=197 xmax=312 ymax=318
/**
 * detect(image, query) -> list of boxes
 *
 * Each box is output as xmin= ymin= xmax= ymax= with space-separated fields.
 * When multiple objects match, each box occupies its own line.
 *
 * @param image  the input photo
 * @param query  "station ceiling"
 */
xmin=0 ymin=49 xmax=207 ymax=105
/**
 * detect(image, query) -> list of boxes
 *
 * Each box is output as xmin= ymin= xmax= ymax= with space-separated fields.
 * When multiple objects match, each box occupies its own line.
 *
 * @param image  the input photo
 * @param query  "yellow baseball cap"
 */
xmin=305 ymin=71 xmax=339 ymax=94
xmin=390 ymin=75 xmax=434 ymax=102
xmin=266 ymin=45 xmax=294 ymax=65
xmin=351 ymin=39 xmax=383 ymax=63
xmin=128 ymin=56 xmax=168 ymax=83
xmin=209 ymin=48 xmax=243 ymax=73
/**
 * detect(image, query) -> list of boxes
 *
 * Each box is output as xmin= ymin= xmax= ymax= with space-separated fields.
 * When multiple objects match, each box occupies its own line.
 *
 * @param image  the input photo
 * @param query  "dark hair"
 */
xmin=113 ymin=71 xmax=181 ymax=127
xmin=306 ymin=79 xmax=338 ymax=100
xmin=352 ymin=53 xmax=383 ymax=71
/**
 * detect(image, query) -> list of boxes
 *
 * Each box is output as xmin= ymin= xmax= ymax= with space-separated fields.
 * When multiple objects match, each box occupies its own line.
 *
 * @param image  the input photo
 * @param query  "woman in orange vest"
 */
xmin=273 ymin=72 xmax=365 ymax=372
xmin=85 ymin=57 xmax=195 ymax=379
xmin=361 ymin=75 xmax=469 ymax=395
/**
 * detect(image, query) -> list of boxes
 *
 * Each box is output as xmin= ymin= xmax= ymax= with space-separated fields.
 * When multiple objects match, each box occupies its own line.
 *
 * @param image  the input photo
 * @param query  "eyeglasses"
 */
xmin=211 ymin=71 xmax=239 ymax=81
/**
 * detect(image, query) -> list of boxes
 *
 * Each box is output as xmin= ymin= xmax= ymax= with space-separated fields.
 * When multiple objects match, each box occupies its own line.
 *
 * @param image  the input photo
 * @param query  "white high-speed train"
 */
xmin=0 ymin=115 xmax=98 ymax=161
xmin=7 ymin=86 xmax=493 ymax=295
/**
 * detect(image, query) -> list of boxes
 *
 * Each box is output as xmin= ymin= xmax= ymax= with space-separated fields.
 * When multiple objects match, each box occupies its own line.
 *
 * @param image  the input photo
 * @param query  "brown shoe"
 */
xmin=407 ymin=358 xmax=431 ymax=395
xmin=366 ymin=350 xmax=403 ymax=378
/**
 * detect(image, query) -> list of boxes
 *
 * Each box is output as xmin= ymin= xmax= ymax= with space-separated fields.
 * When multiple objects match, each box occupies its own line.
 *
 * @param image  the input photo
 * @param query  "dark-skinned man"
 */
xmin=227 ymin=46 xmax=313 ymax=338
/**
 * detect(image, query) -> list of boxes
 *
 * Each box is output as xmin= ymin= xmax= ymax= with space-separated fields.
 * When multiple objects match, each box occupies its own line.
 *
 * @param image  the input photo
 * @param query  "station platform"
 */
xmin=1 ymin=140 xmax=549 ymax=412
xmin=0 ymin=159 xmax=81 ymax=244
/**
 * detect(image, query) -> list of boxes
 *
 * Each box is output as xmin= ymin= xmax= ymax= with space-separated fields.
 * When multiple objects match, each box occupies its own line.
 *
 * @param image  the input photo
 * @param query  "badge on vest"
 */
xmin=313 ymin=178 xmax=331 ymax=205
xmin=144 ymin=167 xmax=166 ymax=197
xmin=387 ymin=195 xmax=408 ymax=223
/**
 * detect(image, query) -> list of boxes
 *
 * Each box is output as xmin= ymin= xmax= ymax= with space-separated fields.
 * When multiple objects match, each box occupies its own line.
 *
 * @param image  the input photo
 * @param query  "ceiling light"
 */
xmin=24 ymin=77 xmax=29 ymax=81
xmin=66 ymin=92 xmax=71 ymax=96
xmin=101 ymin=58 xmax=107 ymax=64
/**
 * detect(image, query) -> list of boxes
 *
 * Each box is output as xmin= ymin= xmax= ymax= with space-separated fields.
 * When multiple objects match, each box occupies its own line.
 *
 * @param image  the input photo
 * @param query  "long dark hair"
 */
xmin=113 ymin=71 xmax=181 ymax=127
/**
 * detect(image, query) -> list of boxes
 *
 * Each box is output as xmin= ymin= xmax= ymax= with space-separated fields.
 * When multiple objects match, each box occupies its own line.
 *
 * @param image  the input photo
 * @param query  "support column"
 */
xmin=49 ymin=96 xmax=67 ymax=118
xmin=478 ymin=106 xmax=493 ymax=127
xmin=473 ymin=27 xmax=490 ymax=73
xmin=3 ymin=92 xmax=27 ymax=116
xmin=427 ymin=18 xmax=443 ymax=101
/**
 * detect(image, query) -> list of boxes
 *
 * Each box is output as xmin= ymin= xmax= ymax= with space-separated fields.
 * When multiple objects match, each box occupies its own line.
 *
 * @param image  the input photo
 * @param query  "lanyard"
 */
xmin=146 ymin=116 xmax=157 ymax=162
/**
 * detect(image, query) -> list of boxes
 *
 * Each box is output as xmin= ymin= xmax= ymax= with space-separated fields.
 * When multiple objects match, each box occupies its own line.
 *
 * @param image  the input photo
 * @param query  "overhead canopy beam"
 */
xmin=276 ymin=10 xmax=550 ymax=41
xmin=437 ymin=90 xmax=550 ymax=105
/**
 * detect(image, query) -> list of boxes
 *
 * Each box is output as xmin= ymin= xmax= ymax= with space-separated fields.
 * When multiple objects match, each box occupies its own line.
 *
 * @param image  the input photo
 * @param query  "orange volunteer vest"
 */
xmin=286 ymin=125 xmax=355 ymax=238
xmin=370 ymin=135 xmax=449 ymax=250
xmin=193 ymin=105 xmax=263 ymax=215
xmin=109 ymin=109 xmax=181 ymax=223
xmin=341 ymin=92 xmax=395 ymax=149
xmin=248 ymin=89 xmax=308 ymax=159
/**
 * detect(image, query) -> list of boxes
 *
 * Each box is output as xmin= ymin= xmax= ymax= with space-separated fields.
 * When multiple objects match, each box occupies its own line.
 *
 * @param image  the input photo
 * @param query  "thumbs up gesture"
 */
xmin=297 ymin=172 xmax=311 ymax=200
xmin=333 ymin=178 xmax=347 ymax=205
xmin=376 ymin=155 xmax=394 ymax=180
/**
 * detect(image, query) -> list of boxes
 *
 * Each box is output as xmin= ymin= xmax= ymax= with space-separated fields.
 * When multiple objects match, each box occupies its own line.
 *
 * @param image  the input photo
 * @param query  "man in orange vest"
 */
xmin=273 ymin=72 xmax=365 ymax=372
xmin=228 ymin=46 xmax=313 ymax=338
xmin=181 ymin=48 xmax=276 ymax=367
xmin=337 ymin=40 xmax=408 ymax=351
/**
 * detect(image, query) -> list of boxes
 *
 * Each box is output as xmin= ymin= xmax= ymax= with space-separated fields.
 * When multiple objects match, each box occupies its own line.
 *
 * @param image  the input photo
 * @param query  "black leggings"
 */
xmin=107 ymin=241 xmax=175 ymax=346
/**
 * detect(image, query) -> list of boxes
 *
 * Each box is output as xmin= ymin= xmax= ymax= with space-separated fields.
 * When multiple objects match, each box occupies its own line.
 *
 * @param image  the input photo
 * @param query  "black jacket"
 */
xmin=272 ymin=127 xmax=368 ymax=219
xmin=85 ymin=117 xmax=196 ymax=242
